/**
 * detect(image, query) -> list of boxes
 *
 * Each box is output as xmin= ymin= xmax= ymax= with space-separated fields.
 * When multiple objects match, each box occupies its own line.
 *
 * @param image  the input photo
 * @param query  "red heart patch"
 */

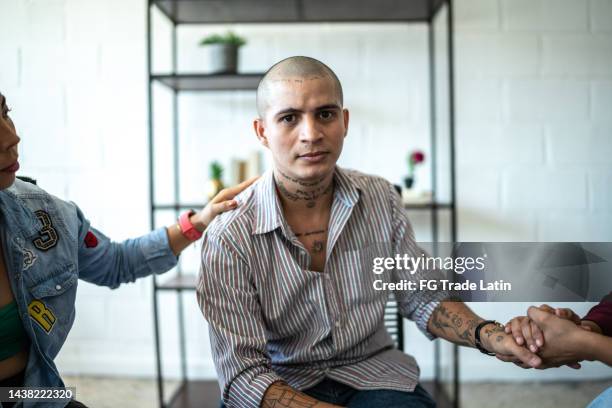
xmin=84 ymin=231 xmax=98 ymax=248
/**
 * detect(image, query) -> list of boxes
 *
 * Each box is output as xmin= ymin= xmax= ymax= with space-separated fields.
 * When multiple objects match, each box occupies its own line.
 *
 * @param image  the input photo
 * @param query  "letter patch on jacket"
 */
xmin=29 ymin=300 xmax=56 ymax=333
xmin=32 ymin=210 xmax=59 ymax=251
xmin=22 ymin=247 xmax=38 ymax=271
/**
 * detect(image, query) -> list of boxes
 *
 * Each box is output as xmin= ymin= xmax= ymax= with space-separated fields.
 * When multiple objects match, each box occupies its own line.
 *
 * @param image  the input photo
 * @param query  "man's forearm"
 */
xmin=427 ymin=301 xmax=502 ymax=348
xmin=262 ymin=382 xmax=342 ymax=408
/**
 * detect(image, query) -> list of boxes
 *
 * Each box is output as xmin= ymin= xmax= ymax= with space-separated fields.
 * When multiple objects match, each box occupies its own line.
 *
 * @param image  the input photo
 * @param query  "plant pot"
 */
xmin=207 ymin=179 xmax=224 ymax=200
xmin=203 ymin=43 xmax=238 ymax=74
xmin=403 ymin=176 xmax=414 ymax=189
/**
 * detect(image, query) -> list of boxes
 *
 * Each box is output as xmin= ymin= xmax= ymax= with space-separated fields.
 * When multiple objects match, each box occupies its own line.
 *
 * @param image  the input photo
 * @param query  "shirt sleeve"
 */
xmin=388 ymin=182 xmax=450 ymax=340
xmin=582 ymin=292 xmax=612 ymax=337
xmin=197 ymin=231 xmax=283 ymax=408
xmin=74 ymin=203 xmax=177 ymax=288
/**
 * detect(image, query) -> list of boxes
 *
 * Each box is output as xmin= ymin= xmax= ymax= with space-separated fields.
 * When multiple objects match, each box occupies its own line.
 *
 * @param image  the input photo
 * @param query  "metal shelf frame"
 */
xmin=147 ymin=1 xmax=458 ymax=407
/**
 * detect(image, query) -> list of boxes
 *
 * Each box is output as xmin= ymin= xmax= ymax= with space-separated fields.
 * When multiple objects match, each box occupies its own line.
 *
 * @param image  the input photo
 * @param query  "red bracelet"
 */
xmin=178 ymin=210 xmax=203 ymax=241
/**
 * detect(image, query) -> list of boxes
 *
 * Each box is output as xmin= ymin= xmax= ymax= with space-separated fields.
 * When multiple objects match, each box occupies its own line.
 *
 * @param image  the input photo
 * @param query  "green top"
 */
xmin=0 ymin=301 xmax=28 ymax=361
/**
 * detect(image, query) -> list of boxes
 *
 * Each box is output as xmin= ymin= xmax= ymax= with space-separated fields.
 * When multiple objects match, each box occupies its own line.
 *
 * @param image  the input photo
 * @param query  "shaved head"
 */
xmin=256 ymin=56 xmax=343 ymax=118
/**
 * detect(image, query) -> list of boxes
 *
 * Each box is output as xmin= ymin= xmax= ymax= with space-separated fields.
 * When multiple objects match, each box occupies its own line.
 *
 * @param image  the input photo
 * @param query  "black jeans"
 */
xmin=220 ymin=378 xmax=436 ymax=408
xmin=304 ymin=378 xmax=436 ymax=408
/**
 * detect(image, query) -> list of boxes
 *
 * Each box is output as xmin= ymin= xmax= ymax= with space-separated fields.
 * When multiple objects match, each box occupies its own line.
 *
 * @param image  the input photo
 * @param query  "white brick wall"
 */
xmin=455 ymin=0 xmax=612 ymax=385
xmin=1 ymin=0 xmax=610 ymax=387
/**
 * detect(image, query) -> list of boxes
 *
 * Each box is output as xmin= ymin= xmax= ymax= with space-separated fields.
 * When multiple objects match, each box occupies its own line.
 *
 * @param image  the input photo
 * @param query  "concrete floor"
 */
xmin=62 ymin=376 xmax=612 ymax=408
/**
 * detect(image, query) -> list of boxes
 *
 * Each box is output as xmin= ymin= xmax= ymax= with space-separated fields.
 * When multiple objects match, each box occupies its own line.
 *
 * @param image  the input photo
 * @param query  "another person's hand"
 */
xmin=524 ymin=306 xmax=591 ymax=369
xmin=505 ymin=305 xmax=582 ymax=351
xmin=190 ymin=177 xmax=258 ymax=231
xmin=504 ymin=304 xmax=588 ymax=369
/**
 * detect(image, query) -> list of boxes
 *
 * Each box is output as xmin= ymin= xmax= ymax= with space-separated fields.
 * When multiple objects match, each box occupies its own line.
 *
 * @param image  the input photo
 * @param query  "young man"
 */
xmin=0 ymin=91 xmax=254 ymax=407
xmin=197 ymin=56 xmax=540 ymax=408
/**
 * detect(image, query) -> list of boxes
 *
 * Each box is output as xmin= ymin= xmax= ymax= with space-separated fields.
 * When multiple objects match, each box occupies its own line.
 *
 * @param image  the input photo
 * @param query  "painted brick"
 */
xmin=591 ymin=0 xmax=612 ymax=31
xmin=592 ymin=81 xmax=612 ymax=123
xmin=543 ymin=35 xmax=612 ymax=76
xmin=547 ymin=124 xmax=612 ymax=164
xmin=454 ymin=0 xmax=500 ymax=30
xmin=538 ymin=212 xmax=612 ymax=240
xmin=501 ymin=0 xmax=588 ymax=31
xmin=506 ymin=80 xmax=589 ymax=122
xmin=0 ymin=48 xmax=20 ymax=87
xmin=457 ymin=78 xmax=503 ymax=122
xmin=458 ymin=124 xmax=544 ymax=166
xmin=458 ymin=208 xmax=538 ymax=241
xmin=589 ymin=170 xmax=612 ymax=210
xmin=457 ymin=33 xmax=540 ymax=77
xmin=503 ymin=169 xmax=587 ymax=210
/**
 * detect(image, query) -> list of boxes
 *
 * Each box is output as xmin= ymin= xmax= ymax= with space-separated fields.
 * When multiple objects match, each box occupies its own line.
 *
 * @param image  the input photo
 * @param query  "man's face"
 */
xmin=0 ymin=94 xmax=20 ymax=190
xmin=254 ymin=76 xmax=349 ymax=181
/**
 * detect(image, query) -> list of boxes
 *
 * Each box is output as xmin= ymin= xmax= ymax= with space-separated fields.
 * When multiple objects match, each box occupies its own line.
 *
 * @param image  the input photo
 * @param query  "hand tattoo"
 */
xmin=263 ymin=382 xmax=327 ymax=408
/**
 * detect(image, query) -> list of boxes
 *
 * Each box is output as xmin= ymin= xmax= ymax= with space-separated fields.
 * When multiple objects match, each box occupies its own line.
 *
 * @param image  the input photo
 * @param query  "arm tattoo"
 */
xmin=429 ymin=303 xmax=481 ymax=348
xmin=262 ymin=382 xmax=329 ymax=408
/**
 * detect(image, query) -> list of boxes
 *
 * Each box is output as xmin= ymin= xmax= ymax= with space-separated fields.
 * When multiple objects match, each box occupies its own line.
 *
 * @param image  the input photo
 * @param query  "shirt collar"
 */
xmin=251 ymin=166 xmax=361 ymax=235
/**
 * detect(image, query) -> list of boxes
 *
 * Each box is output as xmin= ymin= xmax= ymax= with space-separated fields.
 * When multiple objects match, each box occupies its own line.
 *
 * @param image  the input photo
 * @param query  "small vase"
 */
xmin=403 ymin=176 xmax=414 ymax=189
xmin=203 ymin=43 xmax=238 ymax=74
xmin=207 ymin=179 xmax=224 ymax=200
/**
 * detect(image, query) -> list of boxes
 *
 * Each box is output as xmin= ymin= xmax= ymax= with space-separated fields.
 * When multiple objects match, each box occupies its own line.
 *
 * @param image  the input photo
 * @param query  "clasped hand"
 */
xmin=499 ymin=305 xmax=591 ymax=369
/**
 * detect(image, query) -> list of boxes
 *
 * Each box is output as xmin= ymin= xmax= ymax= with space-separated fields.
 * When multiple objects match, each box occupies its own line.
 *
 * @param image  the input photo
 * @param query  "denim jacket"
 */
xmin=0 ymin=179 xmax=177 ymax=407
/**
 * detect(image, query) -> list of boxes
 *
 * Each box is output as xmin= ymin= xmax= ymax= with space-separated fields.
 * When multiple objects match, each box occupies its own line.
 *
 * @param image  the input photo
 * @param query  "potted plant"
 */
xmin=198 ymin=31 xmax=246 ymax=74
xmin=404 ymin=150 xmax=425 ymax=189
xmin=207 ymin=161 xmax=225 ymax=200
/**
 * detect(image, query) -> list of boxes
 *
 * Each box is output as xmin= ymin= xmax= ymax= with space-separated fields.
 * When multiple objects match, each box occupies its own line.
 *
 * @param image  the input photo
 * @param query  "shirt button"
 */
xmin=15 ymin=273 xmax=21 ymax=280
xmin=55 ymin=284 xmax=62 ymax=291
xmin=335 ymin=320 xmax=341 ymax=328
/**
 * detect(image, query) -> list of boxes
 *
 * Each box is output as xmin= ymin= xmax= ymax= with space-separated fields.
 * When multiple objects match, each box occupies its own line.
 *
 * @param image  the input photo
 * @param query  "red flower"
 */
xmin=411 ymin=151 xmax=425 ymax=164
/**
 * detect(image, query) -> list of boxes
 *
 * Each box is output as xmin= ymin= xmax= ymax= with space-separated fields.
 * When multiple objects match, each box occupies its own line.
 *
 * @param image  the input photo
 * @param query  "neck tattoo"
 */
xmin=295 ymin=229 xmax=326 ymax=238
xmin=278 ymin=169 xmax=325 ymax=187
xmin=276 ymin=179 xmax=333 ymax=203
xmin=312 ymin=240 xmax=325 ymax=253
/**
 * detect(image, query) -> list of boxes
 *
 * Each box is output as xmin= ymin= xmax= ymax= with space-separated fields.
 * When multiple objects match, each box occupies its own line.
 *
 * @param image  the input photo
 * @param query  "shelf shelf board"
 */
xmin=153 ymin=0 xmax=445 ymax=25
xmin=167 ymin=380 xmax=220 ymax=408
xmin=404 ymin=202 xmax=452 ymax=210
xmin=154 ymin=203 xmax=206 ymax=211
xmin=157 ymin=274 xmax=198 ymax=291
xmin=153 ymin=202 xmax=453 ymax=212
xmin=152 ymin=73 xmax=264 ymax=91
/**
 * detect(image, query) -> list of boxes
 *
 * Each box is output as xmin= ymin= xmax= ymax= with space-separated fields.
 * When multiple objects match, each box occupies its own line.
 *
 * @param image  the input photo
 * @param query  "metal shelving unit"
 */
xmin=147 ymin=1 xmax=457 ymax=407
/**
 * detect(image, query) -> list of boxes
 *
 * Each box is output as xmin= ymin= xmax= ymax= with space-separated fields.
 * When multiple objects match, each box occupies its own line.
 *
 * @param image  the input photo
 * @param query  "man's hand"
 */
xmin=263 ymin=382 xmax=343 ymax=408
xmin=190 ymin=176 xmax=258 ymax=231
xmin=427 ymin=302 xmax=541 ymax=368
xmin=476 ymin=323 xmax=542 ymax=369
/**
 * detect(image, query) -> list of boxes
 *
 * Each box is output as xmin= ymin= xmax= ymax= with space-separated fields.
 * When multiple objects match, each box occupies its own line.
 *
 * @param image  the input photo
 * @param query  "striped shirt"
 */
xmin=197 ymin=167 xmax=448 ymax=408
